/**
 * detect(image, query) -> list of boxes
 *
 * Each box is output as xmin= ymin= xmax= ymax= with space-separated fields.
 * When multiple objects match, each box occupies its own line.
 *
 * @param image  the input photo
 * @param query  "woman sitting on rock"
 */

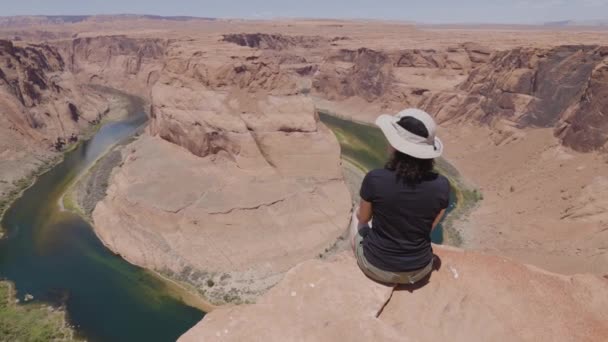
xmin=352 ymin=108 xmax=449 ymax=285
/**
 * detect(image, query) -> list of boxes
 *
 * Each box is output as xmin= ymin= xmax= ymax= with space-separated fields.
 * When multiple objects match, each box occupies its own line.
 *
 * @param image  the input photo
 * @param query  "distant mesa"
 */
xmin=543 ymin=20 xmax=575 ymax=27
xmin=543 ymin=19 xmax=608 ymax=27
xmin=0 ymin=14 xmax=216 ymax=28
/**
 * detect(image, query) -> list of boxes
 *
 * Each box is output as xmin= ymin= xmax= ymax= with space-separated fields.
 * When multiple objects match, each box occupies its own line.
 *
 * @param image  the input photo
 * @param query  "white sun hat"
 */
xmin=375 ymin=108 xmax=443 ymax=159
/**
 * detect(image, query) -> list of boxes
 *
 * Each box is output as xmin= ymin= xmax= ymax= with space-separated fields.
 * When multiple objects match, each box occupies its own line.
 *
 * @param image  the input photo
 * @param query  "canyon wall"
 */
xmin=0 ymin=36 xmax=165 ymax=206
xmin=422 ymin=45 xmax=608 ymax=152
xmin=310 ymin=42 xmax=608 ymax=153
xmin=0 ymin=39 xmax=112 ymax=195
xmin=61 ymin=35 xmax=166 ymax=96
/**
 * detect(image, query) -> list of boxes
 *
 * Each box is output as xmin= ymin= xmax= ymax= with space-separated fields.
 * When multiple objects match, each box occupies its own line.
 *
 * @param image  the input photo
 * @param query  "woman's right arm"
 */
xmin=432 ymin=209 xmax=446 ymax=231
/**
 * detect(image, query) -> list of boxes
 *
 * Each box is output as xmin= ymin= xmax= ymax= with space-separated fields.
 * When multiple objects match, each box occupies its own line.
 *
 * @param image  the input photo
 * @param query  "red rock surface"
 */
xmin=180 ymin=248 xmax=608 ymax=342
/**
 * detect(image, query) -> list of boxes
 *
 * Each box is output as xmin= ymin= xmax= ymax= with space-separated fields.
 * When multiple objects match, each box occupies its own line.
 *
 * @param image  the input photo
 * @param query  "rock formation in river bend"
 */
xmin=92 ymin=42 xmax=352 ymax=304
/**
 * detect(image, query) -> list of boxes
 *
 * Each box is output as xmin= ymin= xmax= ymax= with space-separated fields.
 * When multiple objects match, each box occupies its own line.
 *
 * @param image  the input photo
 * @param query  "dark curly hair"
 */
xmin=385 ymin=116 xmax=435 ymax=185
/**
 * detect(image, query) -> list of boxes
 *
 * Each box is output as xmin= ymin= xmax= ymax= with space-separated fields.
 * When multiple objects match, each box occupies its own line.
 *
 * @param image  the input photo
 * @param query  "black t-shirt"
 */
xmin=360 ymin=168 xmax=450 ymax=272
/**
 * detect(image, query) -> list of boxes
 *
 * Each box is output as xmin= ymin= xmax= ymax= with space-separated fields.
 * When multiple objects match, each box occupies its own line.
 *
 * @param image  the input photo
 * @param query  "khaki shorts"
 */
xmin=354 ymin=227 xmax=434 ymax=285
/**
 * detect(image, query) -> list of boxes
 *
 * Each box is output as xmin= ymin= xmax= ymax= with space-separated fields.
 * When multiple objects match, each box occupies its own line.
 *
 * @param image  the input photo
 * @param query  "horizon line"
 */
xmin=0 ymin=13 xmax=607 ymax=27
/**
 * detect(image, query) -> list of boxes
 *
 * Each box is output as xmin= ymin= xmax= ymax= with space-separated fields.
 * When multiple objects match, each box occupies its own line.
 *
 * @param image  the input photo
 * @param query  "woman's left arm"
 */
xmin=357 ymin=199 xmax=373 ymax=224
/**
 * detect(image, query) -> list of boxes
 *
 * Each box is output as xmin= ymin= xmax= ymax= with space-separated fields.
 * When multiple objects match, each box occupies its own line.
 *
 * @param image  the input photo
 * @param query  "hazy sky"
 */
xmin=1 ymin=0 xmax=608 ymax=24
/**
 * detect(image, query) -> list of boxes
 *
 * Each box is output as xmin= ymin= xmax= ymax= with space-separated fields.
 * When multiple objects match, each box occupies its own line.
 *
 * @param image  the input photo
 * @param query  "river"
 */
xmin=0 ymin=104 xmax=204 ymax=341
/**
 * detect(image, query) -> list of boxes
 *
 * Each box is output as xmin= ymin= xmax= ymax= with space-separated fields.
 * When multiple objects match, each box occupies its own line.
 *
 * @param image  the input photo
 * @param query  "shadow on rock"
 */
xmin=394 ymin=254 xmax=442 ymax=293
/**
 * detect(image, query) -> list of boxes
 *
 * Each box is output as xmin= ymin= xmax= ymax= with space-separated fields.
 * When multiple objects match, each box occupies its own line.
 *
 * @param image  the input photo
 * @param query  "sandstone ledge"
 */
xmin=180 ymin=247 xmax=608 ymax=342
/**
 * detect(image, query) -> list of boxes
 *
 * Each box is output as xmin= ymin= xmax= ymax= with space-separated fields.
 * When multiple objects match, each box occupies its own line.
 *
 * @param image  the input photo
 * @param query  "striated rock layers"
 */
xmin=222 ymin=33 xmax=342 ymax=50
xmin=420 ymin=45 xmax=608 ymax=152
xmin=310 ymin=43 xmax=608 ymax=153
xmin=92 ymin=43 xmax=352 ymax=304
xmin=0 ymin=39 xmax=103 ymax=151
xmin=0 ymin=36 xmax=165 ymax=204
xmin=312 ymin=44 xmax=490 ymax=112
xmin=0 ymin=36 xmax=165 ymax=147
xmin=61 ymin=35 xmax=166 ymax=96
xmin=180 ymin=248 xmax=608 ymax=342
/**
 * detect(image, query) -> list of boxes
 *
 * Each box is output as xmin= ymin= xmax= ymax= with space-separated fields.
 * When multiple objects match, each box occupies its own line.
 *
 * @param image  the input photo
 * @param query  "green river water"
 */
xmin=0 ymin=108 xmax=204 ymax=341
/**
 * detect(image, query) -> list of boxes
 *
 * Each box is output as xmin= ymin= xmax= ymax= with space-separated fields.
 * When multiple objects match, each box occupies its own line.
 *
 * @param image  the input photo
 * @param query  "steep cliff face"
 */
xmin=422 ymin=45 xmax=608 ymax=152
xmin=392 ymin=43 xmax=490 ymax=70
xmin=0 ymin=39 xmax=79 ymax=144
xmin=0 ymin=36 xmax=166 ymax=150
xmin=222 ymin=33 xmax=345 ymax=50
xmin=62 ymin=35 xmax=166 ymax=96
xmin=180 ymin=248 xmax=608 ymax=342
xmin=0 ymin=40 xmax=109 ymax=189
xmin=310 ymin=42 xmax=608 ymax=153
xmin=0 ymin=36 xmax=166 ymax=218
xmin=312 ymin=44 xmax=487 ymax=114
xmin=92 ymin=40 xmax=352 ymax=304
xmin=0 ymin=40 xmax=65 ymax=107
xmin=314 ymin=48 xmax=394 ymax=102
xmin=556 ymin=50 xmax=608 ymax=152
